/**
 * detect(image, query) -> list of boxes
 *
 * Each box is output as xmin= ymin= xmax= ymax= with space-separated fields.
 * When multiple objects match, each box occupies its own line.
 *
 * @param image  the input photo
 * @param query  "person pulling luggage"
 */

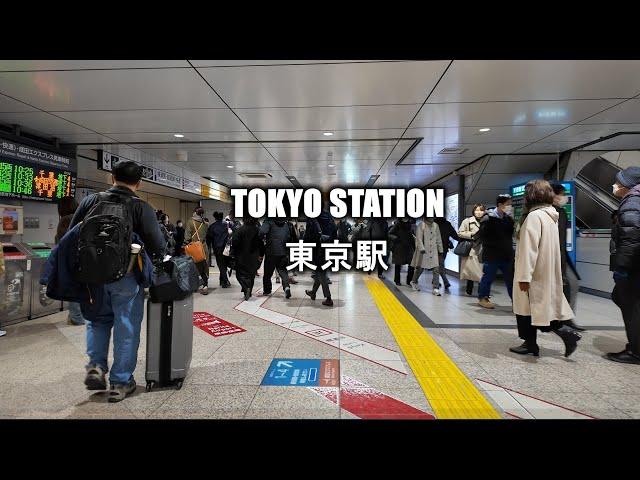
xmin=68 ymin=161 xmax=165 ymax=402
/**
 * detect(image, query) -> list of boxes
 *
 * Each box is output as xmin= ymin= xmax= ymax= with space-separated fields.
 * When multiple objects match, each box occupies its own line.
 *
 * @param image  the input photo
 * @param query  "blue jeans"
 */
xmin=478 ymin=261 xmax=513 ymax=300
xmin=67 ymin=302 xmax=86 ymax=325
xmin=85 ymin=274 xmax=145 ymax=386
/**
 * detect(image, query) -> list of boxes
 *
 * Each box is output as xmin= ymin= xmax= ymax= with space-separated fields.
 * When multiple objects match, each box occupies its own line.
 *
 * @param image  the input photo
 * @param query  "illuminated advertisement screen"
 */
xmin=444 ymin=193 xmax=460 ymax=273
xmin=0 ymin=138 xmax=76 ymax=203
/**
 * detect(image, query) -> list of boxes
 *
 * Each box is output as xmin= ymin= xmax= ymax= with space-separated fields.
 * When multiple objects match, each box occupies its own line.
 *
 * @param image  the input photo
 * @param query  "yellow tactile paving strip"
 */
xmin=364 ymin=276 xmax=501 ymax=419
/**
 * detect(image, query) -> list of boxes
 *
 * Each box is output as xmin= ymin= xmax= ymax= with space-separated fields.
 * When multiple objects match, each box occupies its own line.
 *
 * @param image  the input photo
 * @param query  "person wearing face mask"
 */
xmin=389 ymin=218 xmax=416 ymax=286
xmin=458 ymin=204 xmax=486 ymax=296
xmin=477 ymin=194 xmax=515 ymax=309
xmin=410 ymin=217 xmax=443 ymax=296
xmin=607 ymin=166 xmax=640 ymax=364
xmin=551 ymin=183 xmax=585 ymax=332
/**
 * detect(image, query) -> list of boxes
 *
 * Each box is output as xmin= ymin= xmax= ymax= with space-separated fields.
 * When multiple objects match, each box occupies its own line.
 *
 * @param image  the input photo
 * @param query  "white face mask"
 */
xmin=503 ymin=205 xmax=513 ymax=216
xmin=555 ymin=196 xmax=568 ymax=207
xmin=612 ymin=184 xmax=622 ymax=196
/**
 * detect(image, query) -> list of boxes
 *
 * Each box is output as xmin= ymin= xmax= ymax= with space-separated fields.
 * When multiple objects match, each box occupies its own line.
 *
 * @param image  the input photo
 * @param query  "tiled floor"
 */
xmin=1 ymin=266 xmax=638 ymax=419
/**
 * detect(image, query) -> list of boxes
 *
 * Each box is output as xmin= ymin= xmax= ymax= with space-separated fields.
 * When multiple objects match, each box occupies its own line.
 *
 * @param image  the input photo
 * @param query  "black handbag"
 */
xmin=149 ymin=256 xmax=200 ymax=303
xmin=453 ymin=240 xmax=474 ymax=257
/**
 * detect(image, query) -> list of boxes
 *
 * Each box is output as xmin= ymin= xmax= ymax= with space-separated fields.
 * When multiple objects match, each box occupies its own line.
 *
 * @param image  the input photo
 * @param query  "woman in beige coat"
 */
xmin=410 ymin=218 xmax=444 ymax=296
xmin=510 ymin=180 xmax=582 ymax=358
xmin=457 ymin=204 xmax=485 ymax=296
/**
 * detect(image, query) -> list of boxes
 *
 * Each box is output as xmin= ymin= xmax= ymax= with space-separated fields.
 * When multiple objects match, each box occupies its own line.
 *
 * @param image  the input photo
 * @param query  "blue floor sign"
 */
xmin=261 ymin=358 xmax=340 ymax=387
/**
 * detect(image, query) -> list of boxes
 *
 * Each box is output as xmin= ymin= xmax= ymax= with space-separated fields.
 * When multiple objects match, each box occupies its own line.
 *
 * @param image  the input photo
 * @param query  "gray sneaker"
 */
xmin=410 ymin=281 xmax=421 ymax=292
xmin=0 ymin=330 xmax=6 ymax=337
xmin=84 ymin=365 xmax=107 ymax=390
xmin=108 ymin=380 xmax=137 ymax=403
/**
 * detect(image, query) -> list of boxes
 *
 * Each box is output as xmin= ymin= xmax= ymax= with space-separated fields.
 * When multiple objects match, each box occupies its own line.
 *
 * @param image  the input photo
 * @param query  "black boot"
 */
xmin=553 ymin=325 xmax=582 ymax=358
xmin=465 ymin=281 xmax=473 ymax=296
xmin=509 ymin=341 xmax=539 ymax=357
xmin=564 ymin=320 xmax=586 ymax=332
xmin=305 ymin=289 xmax=316 ymax=301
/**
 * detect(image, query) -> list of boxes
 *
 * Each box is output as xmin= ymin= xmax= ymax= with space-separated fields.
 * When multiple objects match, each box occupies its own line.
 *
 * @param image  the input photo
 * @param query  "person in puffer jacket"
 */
xmin=259 ymin=218 xmax=292 ymax=298
xmin=607 ymin=166 xmax=640 ymax=365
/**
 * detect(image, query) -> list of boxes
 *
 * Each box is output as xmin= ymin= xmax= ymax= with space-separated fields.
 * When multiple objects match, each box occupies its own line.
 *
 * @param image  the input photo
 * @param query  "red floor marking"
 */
xmin=193 ymin=312 xmax=246 ymax=338
xmin=310 ymin=376 xmax=435 ymax=420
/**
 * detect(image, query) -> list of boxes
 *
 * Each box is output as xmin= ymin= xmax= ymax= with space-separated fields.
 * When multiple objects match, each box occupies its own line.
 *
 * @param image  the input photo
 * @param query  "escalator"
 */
xmin=574 ymin=156 xmax=620 ymax=229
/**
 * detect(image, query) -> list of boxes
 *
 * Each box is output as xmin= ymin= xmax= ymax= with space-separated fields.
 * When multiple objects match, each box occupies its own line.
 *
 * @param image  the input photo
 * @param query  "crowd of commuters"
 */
xmin=3 ymin=160 xmax=638 ymax=406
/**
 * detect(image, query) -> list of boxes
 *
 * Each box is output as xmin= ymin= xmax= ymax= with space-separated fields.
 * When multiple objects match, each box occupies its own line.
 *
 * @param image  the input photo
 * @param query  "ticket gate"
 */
xmin=0 ymin=242 xmax=32 ymax=326
xmin=23 ymin=242 xmax=63 ymax=320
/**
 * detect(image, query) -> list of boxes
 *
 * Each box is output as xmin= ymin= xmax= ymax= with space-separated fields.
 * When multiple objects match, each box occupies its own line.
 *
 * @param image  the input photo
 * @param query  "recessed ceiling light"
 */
xmin=323 ymin=132 xmax=334 ymax=136
xmin=479 ymin=128 xmax=491 ymax=132
xmin=328 ymin=164 xmax=336 ymax=168
xmin=226 ymin=165 xmax=233 ymax=168
xmin=174 ymin=133 xmax=184 ymax=138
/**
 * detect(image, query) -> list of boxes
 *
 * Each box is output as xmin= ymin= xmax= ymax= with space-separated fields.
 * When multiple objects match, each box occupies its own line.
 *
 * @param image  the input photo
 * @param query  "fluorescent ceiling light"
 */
xmin=174 ymin=133 xmax=184 ymax=138
xmin=226 ymin=165 xmax=234 ymax=168
xmin=323 ymin=132 xmax=334 ymax=136
xmin=479 ymin=128 xmax=491 ymax=132
xmin=328 ymin=164 xmax=336 ymax=168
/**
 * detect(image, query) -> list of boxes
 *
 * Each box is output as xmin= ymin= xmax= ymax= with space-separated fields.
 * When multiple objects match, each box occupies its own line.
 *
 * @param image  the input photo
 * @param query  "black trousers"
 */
xmin=214 ymin=250 xmax=229 ymax=285
xmin=236 ymin=266 xmax=256 ymax=295
xmin=263 ymin=254 xmax=290 ymax=293
xmin=612 ymin=276 xmax=640 ymax=355
xmin=311 ymin=269 xmax=331 ymax=299
xmin=394 ymin=264 xmax=415 ymax=284
xmin=516 ymin=314 xmax=564 ymax=343
xmin=195 ymin=259 xmax=209 ymax=288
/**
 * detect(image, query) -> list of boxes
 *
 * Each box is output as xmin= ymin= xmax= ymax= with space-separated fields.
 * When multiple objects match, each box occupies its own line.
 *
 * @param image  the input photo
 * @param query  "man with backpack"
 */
xmin=69 ymin=161 xmax=165 ymax=402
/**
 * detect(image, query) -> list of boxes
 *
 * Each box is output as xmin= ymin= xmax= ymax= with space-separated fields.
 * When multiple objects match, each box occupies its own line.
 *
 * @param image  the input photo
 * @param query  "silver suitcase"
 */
xmin=145 ymin=295 xmax=193 ymax=391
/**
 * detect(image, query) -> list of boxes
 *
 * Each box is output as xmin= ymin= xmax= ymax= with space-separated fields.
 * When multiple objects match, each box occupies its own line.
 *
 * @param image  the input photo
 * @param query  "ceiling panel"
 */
xmin=241 ymin=105 xmax=419 ymax=133
xmin=474 ymin=173 xmax=546 ymax=190
xmin=0 ymin=61 xmax=191 ymax=71
xmin=430 ymin=61 xmax=640 ymax=103
xmin=252 ymin=128 xmax=406 ymax=141
xmin=0 ymin=69 xmax=225 ymax=111
xmin=512 ymin=142 xmax=586 ymax=154
xmin=0 ymin=95 xmax=37 ymax=112
xmin=189 ymin=60 xmax=378 ymax=67
xmin=400 ymin=142 xmax=528 ymax=165
xmin=412 ymin=99 xmax=619 ymax=128
xmin=263 ymin=143 xmax=395 ymax=163
xmin=0 ymin=111 xmax=95 ymax=136
xmin=377 ymin=164 xmax=455 ymax=187
xmin=404 ymin=125 xmax=562 ymax=145
xmin=578 ymin=99 xmax=640 ymax=124
xmin=197 ymin=61 xmax=449 ymax=108
xmin=142 ymin=146 xmax=274 ymax=164
xmin=526 ymin=124 xmax=640 ymax=144
xmin=482 ymin=154 xmax=558 ymax=174
xmin=579 ymin=133 xmax=640 ymax=151
xmin=92 ymin=131 xmax=257 ymax=143
xmin=54 ymin=109 xmax=248 ymax=134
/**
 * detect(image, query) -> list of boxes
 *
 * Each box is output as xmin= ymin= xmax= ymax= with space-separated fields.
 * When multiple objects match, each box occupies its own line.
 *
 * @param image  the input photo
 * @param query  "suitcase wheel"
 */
xmin=146 ymin=381 xmax=155 ymax=392
xmin=175 ymin=379 xmax=184 ymax=390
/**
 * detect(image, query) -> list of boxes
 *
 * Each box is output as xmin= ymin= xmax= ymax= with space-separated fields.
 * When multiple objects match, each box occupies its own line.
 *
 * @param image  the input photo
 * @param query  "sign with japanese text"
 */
xmin=0 ymin=138 xmax=76 ymax=203
xmin=192 ymin=311 xmax=246 ymax=337
xmin=261 ymin=358 xmax=340 ymax=387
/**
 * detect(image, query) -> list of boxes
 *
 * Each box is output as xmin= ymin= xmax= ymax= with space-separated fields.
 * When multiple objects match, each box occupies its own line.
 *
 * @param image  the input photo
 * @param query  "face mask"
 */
xmin=556 ymin=196 xmax=568 ymax=207
xmin=503 ymin=205 xmax=513 ymax=216
xmin=612 ymin=184 xmax=622 ymax=196
xmin=401 ymin=218 xmax=408 ymax=223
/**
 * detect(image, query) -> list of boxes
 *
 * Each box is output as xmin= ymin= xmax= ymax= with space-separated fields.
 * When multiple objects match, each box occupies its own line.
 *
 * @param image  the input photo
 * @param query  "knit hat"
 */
xmin=616 ymin=166 xmax=640 ymax=188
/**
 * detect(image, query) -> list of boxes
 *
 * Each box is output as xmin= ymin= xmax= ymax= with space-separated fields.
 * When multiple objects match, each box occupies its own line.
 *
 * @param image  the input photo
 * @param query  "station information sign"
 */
xmin=0 ymin=138 xmax=76 ymax=203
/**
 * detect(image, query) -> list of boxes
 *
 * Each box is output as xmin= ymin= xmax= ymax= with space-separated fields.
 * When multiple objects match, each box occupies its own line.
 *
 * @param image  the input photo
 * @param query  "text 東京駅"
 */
xmin=230 ymin=187 xmax=445 ymax=219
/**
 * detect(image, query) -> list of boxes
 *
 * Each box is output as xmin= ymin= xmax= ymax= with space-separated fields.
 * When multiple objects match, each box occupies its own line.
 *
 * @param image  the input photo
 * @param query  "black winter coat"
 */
xmin=389 ymin=221 xmax=415 ymax=265
xmin=231 ymin=224 xmax=265 ymax=274
xmin=259 ymin=219 xmax=290 ymax=257
xmin=478 ymin=209 xmax=514 ymax=263
xmin=613 ymin=186 xmax=640 ymax=274
xmin=435 ymin=218 xmax=459 ymax=251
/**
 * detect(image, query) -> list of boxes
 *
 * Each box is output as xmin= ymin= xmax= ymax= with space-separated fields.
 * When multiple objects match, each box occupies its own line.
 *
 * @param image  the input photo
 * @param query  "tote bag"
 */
xmin=184 ymin=220 xmax=206 ymax=264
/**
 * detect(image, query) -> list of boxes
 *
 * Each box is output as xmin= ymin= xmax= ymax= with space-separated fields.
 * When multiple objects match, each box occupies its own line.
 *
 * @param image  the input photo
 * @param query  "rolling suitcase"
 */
xmin=145 ymin=295 xmax=194 ymax=392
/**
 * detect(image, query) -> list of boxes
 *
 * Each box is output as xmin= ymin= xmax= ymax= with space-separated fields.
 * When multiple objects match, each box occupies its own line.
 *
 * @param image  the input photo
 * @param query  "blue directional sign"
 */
xmin=261 ymin=358 xmax=340 ymax=387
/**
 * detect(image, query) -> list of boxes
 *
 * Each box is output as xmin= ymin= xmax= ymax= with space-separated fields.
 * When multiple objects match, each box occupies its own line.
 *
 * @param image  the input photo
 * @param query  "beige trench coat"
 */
xmin=457 ymin=216 xmax=483 ymax=282
xmin=411 ymin=221 xmax=443 ymax=270
xmin=513 ymin=206 xmax=574 ymax=326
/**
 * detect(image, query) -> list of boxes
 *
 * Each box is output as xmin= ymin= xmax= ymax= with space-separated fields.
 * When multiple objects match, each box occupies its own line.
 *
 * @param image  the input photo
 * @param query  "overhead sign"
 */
xmin=97 ymin=149 xmax=216 ymax=198
xmin=0 ymin=138 xmax=76 ymax=203
xmin=192 ymin=312 xmax=245 ymax=337
xmin=261 ymin=358 xmax=340 ymax=387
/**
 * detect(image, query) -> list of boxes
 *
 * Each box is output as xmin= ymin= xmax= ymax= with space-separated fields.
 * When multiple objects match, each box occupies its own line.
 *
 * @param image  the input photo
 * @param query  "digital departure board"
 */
xmin=0 ymin=138 xmax=76 ymax=203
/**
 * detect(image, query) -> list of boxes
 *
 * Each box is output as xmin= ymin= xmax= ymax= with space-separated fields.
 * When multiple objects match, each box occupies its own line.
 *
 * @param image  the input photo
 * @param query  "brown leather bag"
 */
xmin=184 ymin=220 xmax=206 ymax=264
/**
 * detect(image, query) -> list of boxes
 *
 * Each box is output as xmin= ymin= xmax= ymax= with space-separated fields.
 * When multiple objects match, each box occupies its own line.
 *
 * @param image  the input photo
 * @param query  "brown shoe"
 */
xmin=478 ymin=297 xmax=495 ymax=309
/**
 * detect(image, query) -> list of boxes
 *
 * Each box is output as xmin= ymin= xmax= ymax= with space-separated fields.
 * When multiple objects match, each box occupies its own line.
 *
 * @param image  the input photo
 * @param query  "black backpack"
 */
xmin=76 ymin=192 xmax=134 ymax=284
